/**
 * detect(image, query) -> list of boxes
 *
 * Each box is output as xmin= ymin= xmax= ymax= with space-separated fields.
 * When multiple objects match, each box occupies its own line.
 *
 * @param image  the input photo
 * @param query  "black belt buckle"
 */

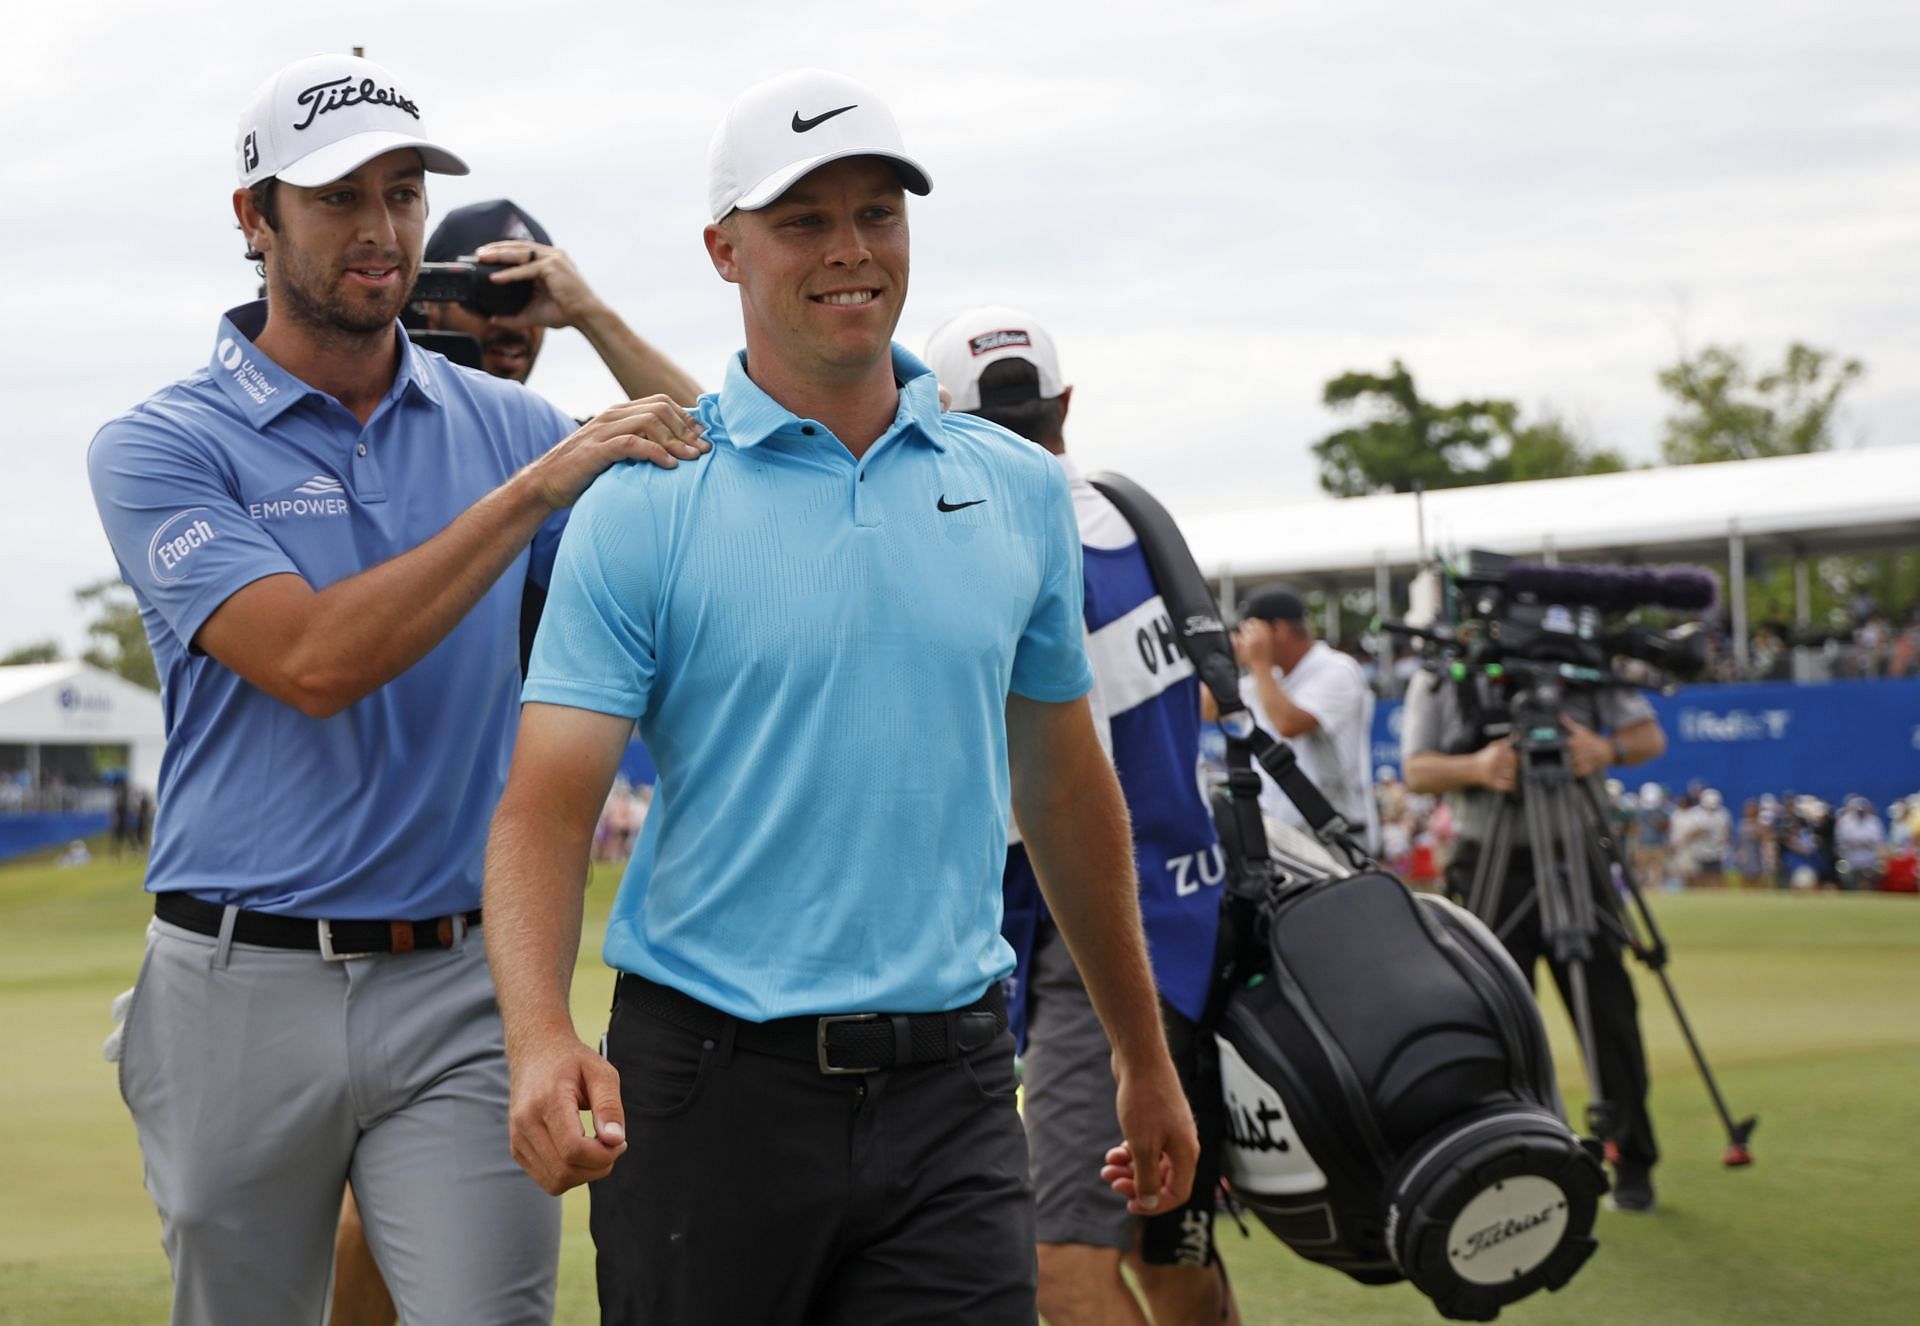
xmin=816 ymin=1013 xmax=880 ymax=1075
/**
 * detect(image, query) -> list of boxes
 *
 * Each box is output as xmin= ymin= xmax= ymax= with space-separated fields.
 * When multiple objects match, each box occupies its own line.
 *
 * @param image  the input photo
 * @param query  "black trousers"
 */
xmin=1448 ymin=849 xmax=1660 ymax=1170
xmin=589 ymin=979 xmax=1038 ymax=1326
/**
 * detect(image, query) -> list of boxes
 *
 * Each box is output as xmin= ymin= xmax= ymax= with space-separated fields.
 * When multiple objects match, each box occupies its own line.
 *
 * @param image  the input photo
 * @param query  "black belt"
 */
xmin=155 ymin=892 xmax=482 ymax=960
xmin=616 ymin=973 xmax=1006 ymax=1075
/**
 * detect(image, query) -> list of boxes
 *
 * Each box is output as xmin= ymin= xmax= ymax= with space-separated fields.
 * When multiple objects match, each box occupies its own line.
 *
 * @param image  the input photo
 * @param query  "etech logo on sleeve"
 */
xmin=148 ymin=508 xmax=217 ymax=584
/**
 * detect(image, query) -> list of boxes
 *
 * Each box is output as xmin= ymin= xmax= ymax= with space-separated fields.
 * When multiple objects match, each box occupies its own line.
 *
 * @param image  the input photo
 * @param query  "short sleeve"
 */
xmin=1598 ymin=685 xmax=1656 ymax=731
xmin=518 ymin=390 xmax=579 ymax=590
xmin=1400 ymin=670 xmax=1449 ymax=762
xmin=1009 ymin=460 xmax=1094 ymax=703
xmin=1289 ymin=655 xmax=1361 ymax=735
xmin=521 ymin=467 xmax=659 ymax=720
xmin=87 ymin=413 xmax=301 ymax=650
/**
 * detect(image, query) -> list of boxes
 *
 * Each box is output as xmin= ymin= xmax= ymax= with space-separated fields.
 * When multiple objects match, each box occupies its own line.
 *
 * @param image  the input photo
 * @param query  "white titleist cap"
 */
xmin=922 ymin=306 xmax=1066 ymax=412
xmin=236 ymin=53 xmax=470 ymax=188
xmin=706 ymin=68 xmax=931 ymax=223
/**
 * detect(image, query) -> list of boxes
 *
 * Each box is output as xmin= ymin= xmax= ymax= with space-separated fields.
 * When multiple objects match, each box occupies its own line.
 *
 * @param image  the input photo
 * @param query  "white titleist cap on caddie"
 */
xmin=236 ymin=53 xmax=469 ymax=188
xmin=923 ymin=306 xmax=1066 ymax=412
xmin=706 ymin=68 xmax=931 ymax=223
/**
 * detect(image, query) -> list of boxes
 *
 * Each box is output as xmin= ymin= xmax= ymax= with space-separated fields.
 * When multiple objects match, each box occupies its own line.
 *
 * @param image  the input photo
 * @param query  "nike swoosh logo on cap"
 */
xmin=792 ymin=104 xmax=858 ymax=132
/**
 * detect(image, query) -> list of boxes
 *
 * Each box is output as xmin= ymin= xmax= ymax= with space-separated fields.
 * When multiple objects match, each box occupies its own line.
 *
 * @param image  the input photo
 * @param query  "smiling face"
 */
xmin=248 ymin=148 xmax=427 ymax=338
xmin=705 ymin=155 xmax=909 ymax=389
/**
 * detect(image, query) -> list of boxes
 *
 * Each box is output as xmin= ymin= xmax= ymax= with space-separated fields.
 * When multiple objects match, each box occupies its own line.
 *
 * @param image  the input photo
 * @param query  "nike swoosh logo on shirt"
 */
xmin=937 ymin=496 xmax=986 ymax=512
xmin=792 ymin=105 xmax=858 ymax=132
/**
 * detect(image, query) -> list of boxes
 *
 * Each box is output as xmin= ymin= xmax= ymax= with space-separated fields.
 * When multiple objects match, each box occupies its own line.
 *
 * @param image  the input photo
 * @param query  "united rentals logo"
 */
xmin=292 ymin=76 xmax=420 ymax=132
xmin=250 ymin=475 xmax=349 ymax=520
xmin=148 ymin=508 xmax=217 ymax=585
xmin=215 ymin=336 xmax=278 ymax=406
xmin=969 ymin=329 xmax=1032 ymax=356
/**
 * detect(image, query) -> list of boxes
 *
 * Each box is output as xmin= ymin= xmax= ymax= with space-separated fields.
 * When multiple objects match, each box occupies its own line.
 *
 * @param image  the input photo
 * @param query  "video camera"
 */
xmin=1405 ymin=550 xmax=1716 ymax=689
xmin=407 ymin=259 xmax=534 ymax=318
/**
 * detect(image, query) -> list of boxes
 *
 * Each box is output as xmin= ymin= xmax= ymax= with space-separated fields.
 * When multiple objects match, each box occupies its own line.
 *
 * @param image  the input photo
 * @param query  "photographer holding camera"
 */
xmin=1399 ymin=665 xmax=1667 ymax=1211
xmin=414 ymin=198 xmax=700 ymax=403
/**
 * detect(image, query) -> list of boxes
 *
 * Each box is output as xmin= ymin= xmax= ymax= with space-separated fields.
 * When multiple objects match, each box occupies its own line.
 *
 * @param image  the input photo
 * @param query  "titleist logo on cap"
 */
xmin=292 ymin=76 xmax=421 ymax=131
xmin=969 ymin=330 xmax=1032 ymax=356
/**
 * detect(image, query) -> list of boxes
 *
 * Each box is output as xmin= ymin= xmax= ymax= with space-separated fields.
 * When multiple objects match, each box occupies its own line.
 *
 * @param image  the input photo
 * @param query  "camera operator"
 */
xmin=415 ymin=198 xmax=700 ymax=403
xmin=1399 ymin=667 xmax=1667 ymax=1211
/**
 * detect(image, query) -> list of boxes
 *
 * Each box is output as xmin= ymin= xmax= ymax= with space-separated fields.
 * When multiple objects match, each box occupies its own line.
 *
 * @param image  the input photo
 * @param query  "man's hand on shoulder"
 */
xmin=506 ymin=1023 xmax=628 ymax=1196
xmin=520 ymin=397 xmax=710 ymax=512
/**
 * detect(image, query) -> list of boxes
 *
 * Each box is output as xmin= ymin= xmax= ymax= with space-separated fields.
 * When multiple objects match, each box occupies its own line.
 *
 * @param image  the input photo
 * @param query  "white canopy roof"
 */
xmin=1172 ymin=446 xmax=1920 ymax=589
xmin=0 ymin=662 xmax=165 ymax=790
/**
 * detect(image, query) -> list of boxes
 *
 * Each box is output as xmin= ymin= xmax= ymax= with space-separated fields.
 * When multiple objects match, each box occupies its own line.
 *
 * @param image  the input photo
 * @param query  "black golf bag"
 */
xmin=1089 ymin=472 xmax=1607 ymax=1322
xmin=1215 ymin=867 xmax=1605 ymax=1320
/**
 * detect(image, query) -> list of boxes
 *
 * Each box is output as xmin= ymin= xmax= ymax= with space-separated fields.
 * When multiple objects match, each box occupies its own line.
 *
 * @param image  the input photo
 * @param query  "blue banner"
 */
xmin=1372 ymin=677 xmax=1920 ymax=812
xmin=0 ymin=812 xmax=113 ymax=863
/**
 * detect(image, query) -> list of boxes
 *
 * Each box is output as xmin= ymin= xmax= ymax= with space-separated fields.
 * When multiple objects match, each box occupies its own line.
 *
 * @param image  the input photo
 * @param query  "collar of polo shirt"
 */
xmin=716 ymin=344 xmax=947 ymax=453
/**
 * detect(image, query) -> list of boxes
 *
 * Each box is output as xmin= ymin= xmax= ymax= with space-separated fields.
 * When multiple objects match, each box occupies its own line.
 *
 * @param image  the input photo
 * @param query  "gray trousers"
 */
xmin=115 ymin=916 xmax=560 ymax=1326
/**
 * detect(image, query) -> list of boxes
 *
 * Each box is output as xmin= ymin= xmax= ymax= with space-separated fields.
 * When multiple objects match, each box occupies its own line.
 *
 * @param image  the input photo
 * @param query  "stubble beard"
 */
xmin=271 ymin=243 xmax=413 ymax=351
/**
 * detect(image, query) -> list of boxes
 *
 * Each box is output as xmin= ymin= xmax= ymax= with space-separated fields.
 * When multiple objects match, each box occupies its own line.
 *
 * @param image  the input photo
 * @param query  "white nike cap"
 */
xmin=236 ymin=53 xmax=469 ymax=188
xmin=706 ymin=68 xmax=931 ymax=223
xmin=922 ymin=306 xmax=1066 ymax=412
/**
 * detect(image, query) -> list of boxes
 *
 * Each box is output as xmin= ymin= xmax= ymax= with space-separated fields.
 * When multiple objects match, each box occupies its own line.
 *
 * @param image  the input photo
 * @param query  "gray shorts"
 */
xmin=1022 ymin=924 xmax=1134 ymax=1250
xmin=114 ymin=915 xmax=560 ymax=1326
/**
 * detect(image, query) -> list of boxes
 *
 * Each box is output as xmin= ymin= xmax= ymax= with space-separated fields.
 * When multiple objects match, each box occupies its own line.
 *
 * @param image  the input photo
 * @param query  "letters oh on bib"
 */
xmin=1216 ymin=872 xmax=1608 ymax=1321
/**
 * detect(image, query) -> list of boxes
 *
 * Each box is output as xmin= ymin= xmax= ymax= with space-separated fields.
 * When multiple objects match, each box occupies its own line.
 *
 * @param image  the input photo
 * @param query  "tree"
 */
xmin=1312 ymin=361 xmax=1624 ymax=496
xmin=1657 ymin=342 xmax=1864 ymax=465
xmin=0 ymin=640 xmax=63 ymax=665
xmin=75 ymin=578 xmax=157 ymax=691
xmin=1492 ymin=414 xmax=1628 ymax=484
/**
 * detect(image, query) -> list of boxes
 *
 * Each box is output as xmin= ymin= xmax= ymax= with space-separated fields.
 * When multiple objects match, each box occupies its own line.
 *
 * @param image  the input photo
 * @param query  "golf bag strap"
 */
xmin=1086 ymin=472 xmax=1270 ymax=884
xmin=1088 ymin=470 xmax=1367 ymax=868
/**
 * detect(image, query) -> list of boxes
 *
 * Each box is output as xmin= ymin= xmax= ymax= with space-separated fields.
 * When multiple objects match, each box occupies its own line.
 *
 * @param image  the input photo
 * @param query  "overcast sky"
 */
xmin=6 ymin=0 xmax=1917 ymax=653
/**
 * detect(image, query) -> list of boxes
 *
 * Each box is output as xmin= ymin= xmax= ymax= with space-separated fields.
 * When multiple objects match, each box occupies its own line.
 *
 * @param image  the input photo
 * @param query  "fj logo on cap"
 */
xmin=292 ymin=76 xmax=421 ymax=132
xmin=241 ymin=131 xmax=260 ymax=174
xmin=969 ymin=330 xmax=1032 ymax=356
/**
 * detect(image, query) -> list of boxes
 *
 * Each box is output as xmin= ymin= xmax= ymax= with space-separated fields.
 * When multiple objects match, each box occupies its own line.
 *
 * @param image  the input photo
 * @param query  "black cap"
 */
xmin=1238 ymin=584 xmax=1307 ymax=623
xmin=424 ymin=199 xmax=553 ymax=263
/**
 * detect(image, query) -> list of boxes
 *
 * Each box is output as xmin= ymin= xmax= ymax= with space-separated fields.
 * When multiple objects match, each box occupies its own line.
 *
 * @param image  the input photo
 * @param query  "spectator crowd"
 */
xmin=1373 ymin=769 xmax=1920 ymax=895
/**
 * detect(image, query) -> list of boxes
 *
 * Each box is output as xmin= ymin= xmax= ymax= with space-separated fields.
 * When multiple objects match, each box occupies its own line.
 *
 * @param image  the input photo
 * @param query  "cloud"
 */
xmin=5 ymin=0 xmax=1917 ymax=651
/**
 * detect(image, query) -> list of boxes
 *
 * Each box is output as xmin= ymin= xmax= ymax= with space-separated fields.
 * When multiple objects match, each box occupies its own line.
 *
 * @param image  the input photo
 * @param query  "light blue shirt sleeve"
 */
xmin=1009 ymin=457 xmax=1095 ymax=703
xmin=87 ymin=413 xmax=301 ymax=651
xmin=522 ymin=465 xmax=660 ymax=719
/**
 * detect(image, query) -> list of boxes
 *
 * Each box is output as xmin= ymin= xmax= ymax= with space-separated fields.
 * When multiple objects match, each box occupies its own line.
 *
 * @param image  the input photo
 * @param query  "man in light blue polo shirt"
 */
xmin=484 ymin=68 xmax=1198 ymax=1325
xmin=88 ymin=53 xmax=706 ymax=1326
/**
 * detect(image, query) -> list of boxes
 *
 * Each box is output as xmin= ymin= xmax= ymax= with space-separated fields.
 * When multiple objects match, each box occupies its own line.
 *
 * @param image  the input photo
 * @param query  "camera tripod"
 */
xmin=1460 ymin=688 xmax=1758 ymax=1167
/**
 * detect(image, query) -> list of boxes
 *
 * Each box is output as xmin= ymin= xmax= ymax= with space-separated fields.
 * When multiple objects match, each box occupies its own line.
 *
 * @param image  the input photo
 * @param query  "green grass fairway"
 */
xmin=3 ymin=850 xmax=1917 ymax=1325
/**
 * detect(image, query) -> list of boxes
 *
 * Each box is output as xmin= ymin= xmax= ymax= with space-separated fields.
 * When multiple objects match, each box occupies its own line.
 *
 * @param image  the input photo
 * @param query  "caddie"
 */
xmin=88 ymin=51 xmax=706 ymax=1326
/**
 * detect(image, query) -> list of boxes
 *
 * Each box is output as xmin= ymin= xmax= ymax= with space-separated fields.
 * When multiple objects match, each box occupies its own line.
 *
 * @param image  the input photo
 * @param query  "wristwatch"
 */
xmin=1609 ymin=735 xmax=1627 ymax=766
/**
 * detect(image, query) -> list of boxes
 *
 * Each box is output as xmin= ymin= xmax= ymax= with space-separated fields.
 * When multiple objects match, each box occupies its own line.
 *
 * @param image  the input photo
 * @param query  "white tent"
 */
xmin=0 ymin=662 xmax=165 ymax=793
xmin=1169 ymin=446 xmax=1920 ymax=670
